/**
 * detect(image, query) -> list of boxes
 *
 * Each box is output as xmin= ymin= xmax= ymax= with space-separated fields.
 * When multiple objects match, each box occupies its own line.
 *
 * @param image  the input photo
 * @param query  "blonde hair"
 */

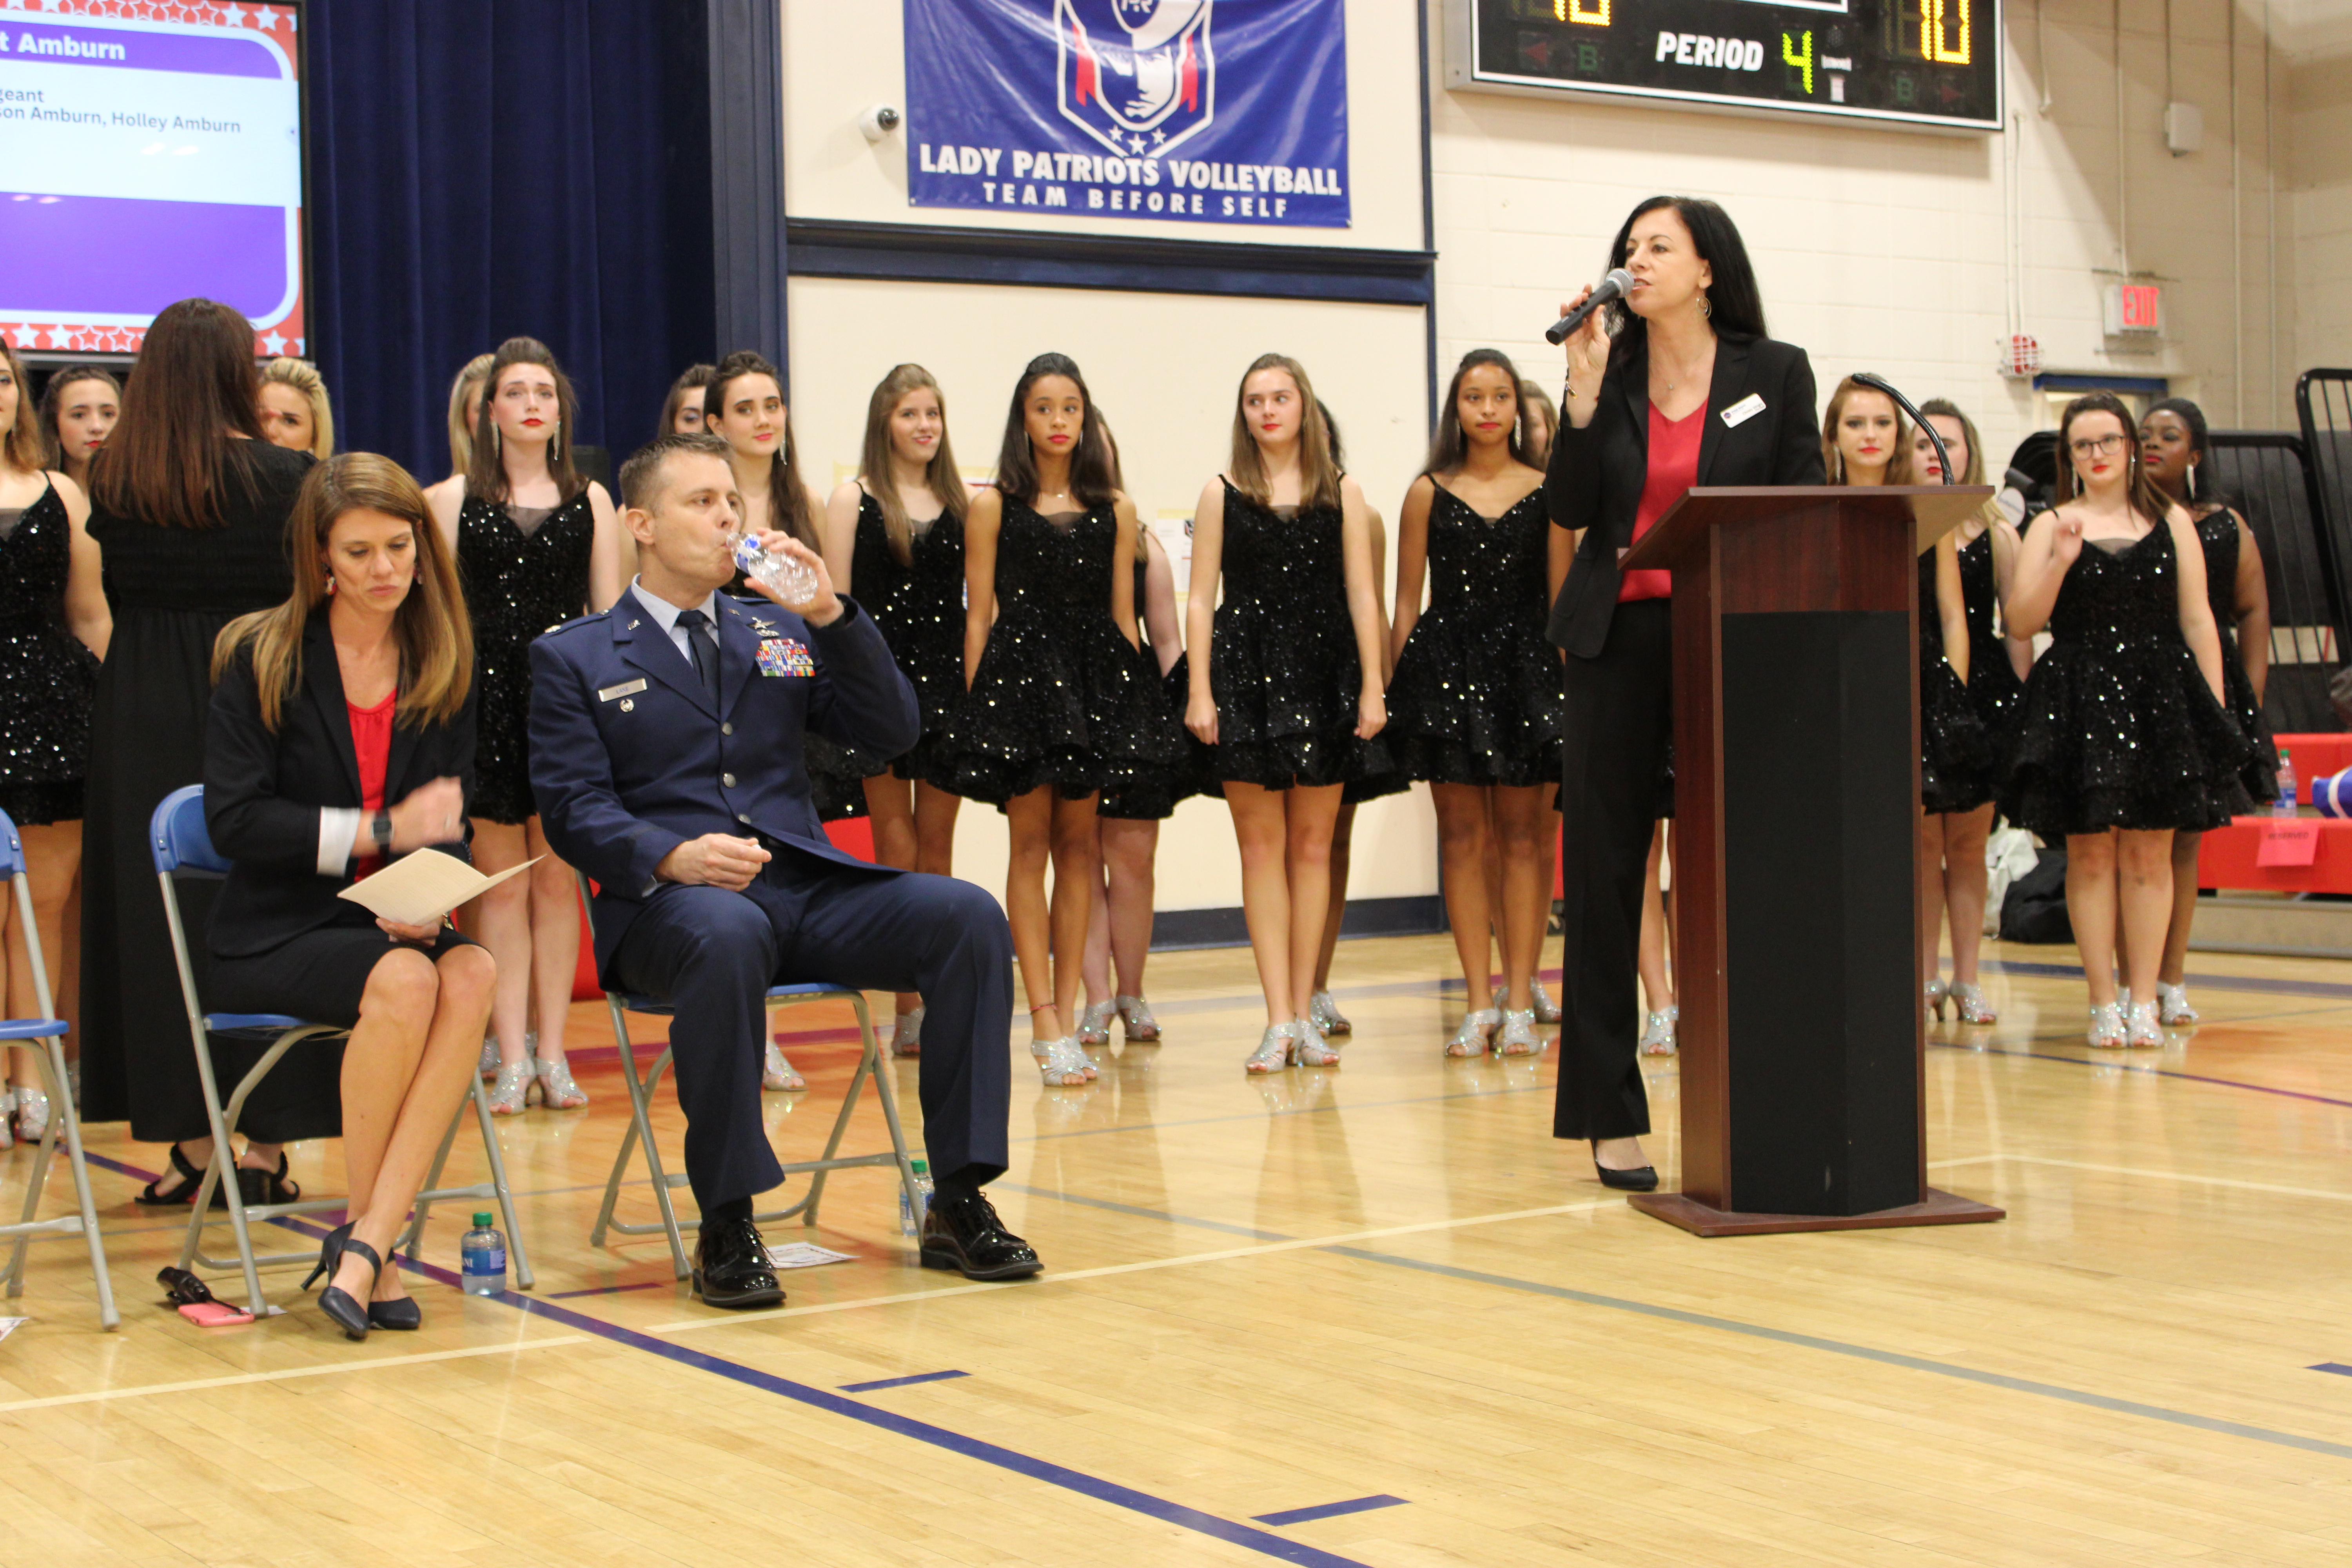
xmin=259 ymin=356 xmax=335 ymax=459
xmin=1226 ymin=354 xmax=1342 ymax=512
xmin=214 ymin=453 xmax=474 ymax=732
xmin=1822 ymin=376 xmax=1916 ymax=486
xmin=445 ymin=353 xmax=494 ymax=481
xmin=0 ymin=341 xmax=43 ymax=474
xmin=857 ymin=364 xmax=966 ymax=567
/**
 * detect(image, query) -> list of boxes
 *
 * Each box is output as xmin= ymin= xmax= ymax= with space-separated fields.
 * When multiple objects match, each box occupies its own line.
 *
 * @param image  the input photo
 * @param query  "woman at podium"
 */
xmin=1544 ymin=196 xmax=1824 ymax=1191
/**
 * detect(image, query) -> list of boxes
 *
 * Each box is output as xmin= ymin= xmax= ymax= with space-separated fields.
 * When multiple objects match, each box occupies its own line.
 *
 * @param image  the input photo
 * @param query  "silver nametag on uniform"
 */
xmin=598 ymin=679 xmax=648 ymax=702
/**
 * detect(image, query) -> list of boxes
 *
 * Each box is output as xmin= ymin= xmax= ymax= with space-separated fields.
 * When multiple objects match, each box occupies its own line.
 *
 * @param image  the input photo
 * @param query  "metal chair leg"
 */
xmin=401 ymin=1090 xmax=468 ymax=1257
xmin=591 ymin=1009 xmax=693 ymax=1279
xmin=474 ymin=1075 xmax=534 ymax=1290
xmin=49 ymin=1036 xmax=116 ymax=1329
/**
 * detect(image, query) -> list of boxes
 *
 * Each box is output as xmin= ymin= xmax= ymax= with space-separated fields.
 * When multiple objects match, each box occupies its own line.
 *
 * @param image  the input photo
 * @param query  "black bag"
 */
xmin=1998 ymin=847 xmax=2073 ymax=944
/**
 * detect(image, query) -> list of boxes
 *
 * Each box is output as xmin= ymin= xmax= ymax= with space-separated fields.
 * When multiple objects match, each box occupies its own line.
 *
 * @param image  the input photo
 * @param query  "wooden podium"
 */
xmin=1616 ymin=485 xmax=2006 ymax=1236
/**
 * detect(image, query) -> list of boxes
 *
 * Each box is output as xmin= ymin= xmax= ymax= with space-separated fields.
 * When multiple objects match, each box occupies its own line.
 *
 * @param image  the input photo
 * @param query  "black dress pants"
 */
xmin=1553 ymin=599 xmax=1673 ymax=1143
xmin=610 ymin=860 xmax=1013 ymax=1208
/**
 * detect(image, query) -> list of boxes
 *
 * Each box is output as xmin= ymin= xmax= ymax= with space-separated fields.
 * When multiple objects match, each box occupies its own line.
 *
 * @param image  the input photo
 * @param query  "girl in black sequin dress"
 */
xmin=943 ymin=354 xmax=1178 ymax=1087
xmin=821 ymin=364 xmax=969 ymax=1057
xmin=0 ymin=341 xmax=109 ymax=1146
xmin=1186 ymin=354 xmax=1389 ymax=1073
xmin=1913 ymin=400 xmax=2026 ymax=1025
xmin=1824 ymin=379 xmax=1993 ymax=1022
xmin=426 ymin=338 xmax=622 ymax=1114
xmin=2004 ymin=394 xmax=2246 ymax=1049
xmin=705 ymin=349 xmax=863 ymax=838
xmin=1386 ymin=350 xmax=1561 ymax=1059
xmin=2139 ymin=397 xmax=2277 ymax=1026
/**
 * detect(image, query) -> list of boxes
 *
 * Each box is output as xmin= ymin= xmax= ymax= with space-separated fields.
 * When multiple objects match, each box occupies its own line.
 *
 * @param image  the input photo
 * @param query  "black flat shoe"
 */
xmin=367 ymin=1296 xmax=422 ymax=1331
xmin=691 ymin=1216 xmax=784 ymax=1310
xmin=920 ymin=1193 xmax=1043 ymax=1280
xmin=235 ymin=1153 xmax=301 ymax=1208
xmin=136 ymin=1144 xmax=229 ymax=1209
xmin=307 ymin=1223 xmax=380 ymax=1341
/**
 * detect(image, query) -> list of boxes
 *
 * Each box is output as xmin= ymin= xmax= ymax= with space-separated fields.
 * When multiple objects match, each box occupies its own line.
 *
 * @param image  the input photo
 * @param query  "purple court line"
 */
xmin=1927 ymin=1042 xmax=2352 ymax=1110
xmin=2314 ymin=1364 xmax=2352 ymax=1377
xmin=840 ymin=1369 xmax=969 ymax=1393
xmin=546 ymin=1280 xmax=669 ymax=1299
xmin=1982 ymin=956 xmax=2352 ymax=1002
xmin=74 ymin=1151 xmax=1381 ymax=1568
xmin=1254 ymin=1495 xmax=1409 ymax=1527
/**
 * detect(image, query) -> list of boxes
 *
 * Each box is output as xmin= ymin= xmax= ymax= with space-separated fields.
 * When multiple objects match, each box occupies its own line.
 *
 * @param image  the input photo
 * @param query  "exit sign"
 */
xmin=2103 ymin=283 xmax=2163 ymax=335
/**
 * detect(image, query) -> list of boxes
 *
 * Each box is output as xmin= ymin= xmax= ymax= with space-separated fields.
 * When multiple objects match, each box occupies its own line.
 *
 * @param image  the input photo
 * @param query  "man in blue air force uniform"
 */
xmin=528 ymin=432 xmax=1039 ymax=1308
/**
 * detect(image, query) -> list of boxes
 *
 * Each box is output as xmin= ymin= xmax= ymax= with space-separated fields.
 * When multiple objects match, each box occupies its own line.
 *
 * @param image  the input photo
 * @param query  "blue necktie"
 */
xmin=675 ymin=608 xmax=719 ymax=704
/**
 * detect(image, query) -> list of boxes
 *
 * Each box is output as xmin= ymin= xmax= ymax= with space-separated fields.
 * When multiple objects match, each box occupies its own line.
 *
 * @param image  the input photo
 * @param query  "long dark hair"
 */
xmin=992 ymin=352 xmax=1118 ymax=510
xmin=1600 ymin=196 xmax=1767 ymax=373
xmin=36 ymin=363 xmax=120 ymax=472
xmin=660 ymin=363 xmax=715 ymax=434
xmin=2145 ymin=395 xmax=2224 ymax=509
xmin=89 ymin=298 xmax=269 ymax=528
xmin=1423 ymin=348 xmax=1530 ymax=476
xmin=465 ymin=337 xmax=586 ymax=506
xmin=704 ymin=349 xmax=817 ymax=547
xmin=2054 ymin=392 xmax=2171 ymax=525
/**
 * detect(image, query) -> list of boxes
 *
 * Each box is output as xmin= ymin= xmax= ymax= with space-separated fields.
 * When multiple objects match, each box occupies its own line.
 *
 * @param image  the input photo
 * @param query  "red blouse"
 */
xmin=1621 ymin=399 xmax=1708 ymax=604
xmin=348 ymin=691 xmax=396 ymax=877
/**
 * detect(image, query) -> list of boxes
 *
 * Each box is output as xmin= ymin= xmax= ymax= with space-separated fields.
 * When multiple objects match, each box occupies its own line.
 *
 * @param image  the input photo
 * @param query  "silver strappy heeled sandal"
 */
xmin=891 ymin=1005 xmax=924 ymax=1057
xmin=12 ymin=1085 xmax=50 ymax=1143
xmin=1529 ymin=979 xmax=1563 ymax=1025
xmin=1639 ymin=1005 xmax=1678 ymax=1057
xmin=1075 ymin=999 xmax=1116 ymax=1047
xmin=1244 ymin=1022 xmax=1300 ymax=1074
xmin=762 ymin=1041 xmax=806 ymax=1092
xmin=2085 ymin=1002 xmax=2126 ymax=1048
xmin=1115 ymin=994 xmax=1161 ymax=1041
xmin=1947 ymin=981 xmax=1997 ymax=1025
xmin=1445 ymin=1008 xmax=1500 ymax=1058
xmin=486 ymin=1060 xmax=532 ymax=1115
xmin=1033 ymin=1035 xmax=1096 ymax=1086
xmin=2156 ymin=982 xmax=2198 ymax=1025
xmin=2125 ymin=1000 xmax=2164 ymax=1049
xmin=1494 ymin=1008 xmax=1544 ymax=1057
xmin=1307 ymin=989 xmax=1351 ymax=1036
xmin=533 ymin=1055 xmax=588 ymax=1109
xmin=1293 ymin=1017 xmax=1342 ymax=1066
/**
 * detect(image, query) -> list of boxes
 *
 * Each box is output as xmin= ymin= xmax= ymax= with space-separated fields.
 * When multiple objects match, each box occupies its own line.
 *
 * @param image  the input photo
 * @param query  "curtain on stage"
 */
xmin=306 ymin=0 xmax=717 ymax=481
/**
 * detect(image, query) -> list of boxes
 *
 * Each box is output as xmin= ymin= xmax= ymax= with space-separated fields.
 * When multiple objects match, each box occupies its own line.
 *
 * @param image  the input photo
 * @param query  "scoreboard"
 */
xmin=1445 ymin=0 xmax=2002 ymax=133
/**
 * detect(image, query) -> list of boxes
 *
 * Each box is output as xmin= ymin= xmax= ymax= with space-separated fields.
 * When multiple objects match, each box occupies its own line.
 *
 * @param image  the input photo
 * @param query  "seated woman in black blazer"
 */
xmin=205 ymin=452 xmax=494 ymax=1340
xmin=1545 ymin=195 xmax=1825 ymax=1192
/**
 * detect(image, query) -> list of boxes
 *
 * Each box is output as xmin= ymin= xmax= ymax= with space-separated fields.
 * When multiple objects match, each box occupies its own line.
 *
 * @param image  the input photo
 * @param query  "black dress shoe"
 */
xmin=920 ymin=1193 xmax=1043 ymax=1280
xmin=367 ymin=1296 xmax=422 ymax=1331
xmin=1590 ymin=1147 xmax=1660 ymax=1192
xmin=691 ymin=1216 xmax=784 ymax=1310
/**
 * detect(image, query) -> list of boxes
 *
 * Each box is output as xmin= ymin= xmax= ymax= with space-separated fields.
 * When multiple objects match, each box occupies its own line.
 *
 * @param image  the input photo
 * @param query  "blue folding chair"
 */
xmin=0 ymin=809 xmax=115 ymax=1329
xmin=579 ymin=872 xmax=920 ymax=1279
xmin=151 ymin=785 xmax=534 ymax=1314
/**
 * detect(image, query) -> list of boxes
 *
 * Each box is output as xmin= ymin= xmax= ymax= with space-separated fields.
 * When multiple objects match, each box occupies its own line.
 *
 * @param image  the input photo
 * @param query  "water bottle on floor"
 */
xmin=899 ymin=1159 xmax=933 ymax=1237
xmin=461 ymin=1212 xmax=507 ymax=1296
xmin=2274 ymin=748 xmax=2299 ymax=818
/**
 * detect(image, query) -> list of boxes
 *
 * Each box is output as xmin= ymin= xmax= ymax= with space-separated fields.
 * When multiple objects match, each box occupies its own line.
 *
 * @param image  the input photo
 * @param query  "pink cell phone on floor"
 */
xmin=177 ymin=1301 xmax=254 ymax=1327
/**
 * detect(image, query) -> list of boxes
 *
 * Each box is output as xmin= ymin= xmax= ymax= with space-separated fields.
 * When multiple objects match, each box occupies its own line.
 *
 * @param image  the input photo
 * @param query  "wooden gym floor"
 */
xmin=4 ymin=931 xmax=2352 ymax=1566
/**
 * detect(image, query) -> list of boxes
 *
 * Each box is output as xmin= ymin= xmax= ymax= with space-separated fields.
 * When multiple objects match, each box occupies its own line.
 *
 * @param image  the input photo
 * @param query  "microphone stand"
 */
xmin=1851 ymin=372 xmax=1953 ymax=486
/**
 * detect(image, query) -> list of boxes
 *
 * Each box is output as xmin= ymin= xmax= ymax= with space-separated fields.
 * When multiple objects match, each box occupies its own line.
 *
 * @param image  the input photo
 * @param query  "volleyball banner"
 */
xmin=904 ymin=0 xmax=1351 ymax=230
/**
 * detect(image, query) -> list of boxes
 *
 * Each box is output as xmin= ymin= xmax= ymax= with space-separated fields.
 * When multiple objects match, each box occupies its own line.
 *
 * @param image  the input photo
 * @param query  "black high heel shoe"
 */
xmin=367 ymin=1297 xmax=422 ymax=1331
xmin=1590 ymin=1141 xmax=1660 ymax=1193
xmin=303 ymin=1222 xmax=380 ymax=1341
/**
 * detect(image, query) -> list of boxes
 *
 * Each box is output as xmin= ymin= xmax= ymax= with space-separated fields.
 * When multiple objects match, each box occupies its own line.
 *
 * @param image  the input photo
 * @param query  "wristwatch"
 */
xmin=370 ymin=812 xmax=393 ymax=857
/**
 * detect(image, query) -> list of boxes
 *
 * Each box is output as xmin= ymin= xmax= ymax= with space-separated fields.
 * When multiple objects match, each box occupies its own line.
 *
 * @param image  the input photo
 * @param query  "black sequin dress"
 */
xmin=1958 ymin=526 xmax=2027 ymax=769
xmin=456 ymin=492 xmax=594 ymax=824
xmin=941 ymin=498 xmax=1182 ymax=806
xmin=1203 ymin=481 xmax=1389 ymax=789
xmin=1919 ymin=546 xmax=1994 ymax=814
xmin=2194 ymin=506 xmax=2279 ymax=820
xmin=1385 ymin=482 xmax=1563 ymax=789
xmin=0 ymin=483 xmax=99 ymax=825
xmin=851 ymin=488 xmax=965 ymax=782
xmin=1102 ymin=540 xmax=1207 ymax=820
xmin=2002 ymin=521 xmax=2250 ymax=838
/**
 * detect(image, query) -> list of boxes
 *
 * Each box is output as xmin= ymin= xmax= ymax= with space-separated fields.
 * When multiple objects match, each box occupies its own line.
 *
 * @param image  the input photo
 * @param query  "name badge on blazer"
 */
xmin=1720 ymin=392 xmax=1767 ymax=428
xmin=757 ymin=637 xmax=815 ymax=678
xmin=598 ymin=679 xmax=647 ymax=702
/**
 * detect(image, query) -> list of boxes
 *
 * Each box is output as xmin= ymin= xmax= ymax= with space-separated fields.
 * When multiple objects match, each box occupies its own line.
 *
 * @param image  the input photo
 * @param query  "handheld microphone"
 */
xmin=1546 ymin=269 xmax=1636 ymax=346
xmin=1850 ymin=372 xmax=1953 ymax=486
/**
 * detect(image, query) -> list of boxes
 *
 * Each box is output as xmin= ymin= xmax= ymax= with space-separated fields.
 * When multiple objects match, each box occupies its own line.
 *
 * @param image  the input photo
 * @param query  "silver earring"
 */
xmin=1698 ymin=291 xmax=1713 ymax=320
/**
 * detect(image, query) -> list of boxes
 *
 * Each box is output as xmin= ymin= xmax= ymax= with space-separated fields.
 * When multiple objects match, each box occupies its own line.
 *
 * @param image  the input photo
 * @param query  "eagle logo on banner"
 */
xmin=1056 ymin=0 xmax=1215 ymax=156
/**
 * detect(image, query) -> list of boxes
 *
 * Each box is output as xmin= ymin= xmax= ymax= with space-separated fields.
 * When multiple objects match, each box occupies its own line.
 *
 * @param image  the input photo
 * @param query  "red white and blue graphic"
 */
xmin=906 ymin=0 xmax=1348 ymax=230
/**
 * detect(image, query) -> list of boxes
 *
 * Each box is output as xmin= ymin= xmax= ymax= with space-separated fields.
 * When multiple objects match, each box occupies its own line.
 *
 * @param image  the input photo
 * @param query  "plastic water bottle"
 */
xmin=733 ymin=534 xmax=821 ymax=604
xmin=2274 ymin=748 xmax=2299 ymax=818
xmin=461 ymin=1212 xmax=507 ymax=1296
xmin=898 ymin=1159 xmax=933 ymax=1238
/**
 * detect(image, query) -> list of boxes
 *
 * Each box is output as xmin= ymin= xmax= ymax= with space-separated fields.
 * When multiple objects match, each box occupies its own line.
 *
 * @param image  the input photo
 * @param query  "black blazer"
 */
xmin=204 ymin=617 xmax=474 ymax=959
xmin=1544 ymin=334 xmax=1826 ymax=659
